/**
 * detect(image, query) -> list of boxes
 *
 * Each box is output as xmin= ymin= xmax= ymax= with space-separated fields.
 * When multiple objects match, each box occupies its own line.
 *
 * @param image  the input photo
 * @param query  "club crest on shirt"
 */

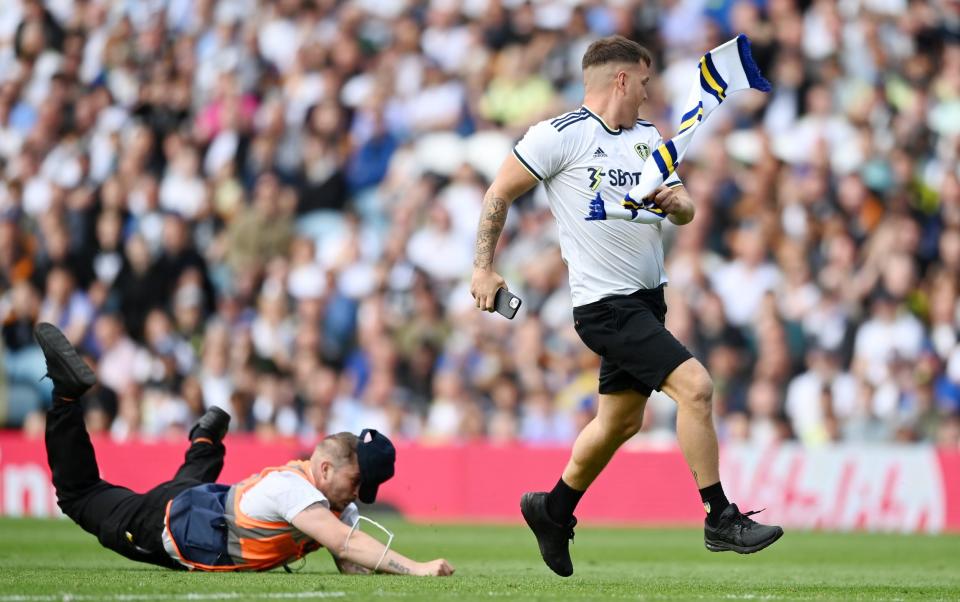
xmin=634 ymin=143 xmax=650 ymax=161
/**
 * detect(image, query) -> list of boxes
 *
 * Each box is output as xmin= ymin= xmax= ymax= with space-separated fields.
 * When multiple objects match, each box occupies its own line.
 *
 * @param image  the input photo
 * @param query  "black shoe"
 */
xmin=34 ymin=322 xmax=96 ymax=400
xmin=704 ymin=504 xmax=783 ymax=554
xmin=188 ymin=407 xmax=230 ymax=443
xmin=520 ymin=491 xmax=576 ymax=577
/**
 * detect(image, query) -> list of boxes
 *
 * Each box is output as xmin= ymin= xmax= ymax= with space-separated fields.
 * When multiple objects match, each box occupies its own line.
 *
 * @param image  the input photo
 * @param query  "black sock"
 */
xmin=545 ymin=478 xmax=584 ymax=524
xmin=699 ymin=481 xmax=730 ymax=526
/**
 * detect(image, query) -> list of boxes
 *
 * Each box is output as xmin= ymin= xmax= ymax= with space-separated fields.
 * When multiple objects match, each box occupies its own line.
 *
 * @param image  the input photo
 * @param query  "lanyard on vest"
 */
xmin=277 ymin=516 xmax=395 ymax=574
xmin=283 ymin=557 xmax=307 ymax=573
xmin=344 ymin=516 xmax=395 ymax=573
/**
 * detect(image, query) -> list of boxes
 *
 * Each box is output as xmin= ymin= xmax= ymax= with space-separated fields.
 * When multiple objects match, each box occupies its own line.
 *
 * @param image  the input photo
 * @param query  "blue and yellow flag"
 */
xmin=600 ymin=34 xmax=771 ymax=224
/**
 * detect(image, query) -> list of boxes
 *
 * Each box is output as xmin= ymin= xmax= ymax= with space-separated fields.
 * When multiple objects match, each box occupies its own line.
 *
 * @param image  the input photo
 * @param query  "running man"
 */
xmin=36 ymin=322 xmax=454 ymax=576
xmin=470 ymin=36 xmax=782 ymax=577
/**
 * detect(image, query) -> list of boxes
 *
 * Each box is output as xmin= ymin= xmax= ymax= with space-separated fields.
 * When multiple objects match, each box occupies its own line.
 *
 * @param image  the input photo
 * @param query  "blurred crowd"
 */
xmin=1 ymin=0 xmax=959 ymax=449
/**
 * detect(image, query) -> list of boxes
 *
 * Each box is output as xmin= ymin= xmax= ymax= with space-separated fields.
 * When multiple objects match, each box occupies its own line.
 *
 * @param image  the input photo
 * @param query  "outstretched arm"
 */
xmin=470 ymin=154 xmax=539 ymax=311
xmin=332 ymin=555 xmax=371 ymax=575
xmin=292 ymin=505 xmax=454 ymax=576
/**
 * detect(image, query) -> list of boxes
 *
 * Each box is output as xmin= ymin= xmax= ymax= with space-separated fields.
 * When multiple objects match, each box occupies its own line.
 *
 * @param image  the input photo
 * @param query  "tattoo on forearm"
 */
xmin=387 ymin=559 xmax=411 ymax=575
xmin=336 ymin=558 xmax=370 ymax=574
xmin=474 ymin=194 xmax=508 ymax=269
xmin=692 ymin=470 xmax=700 ymax=486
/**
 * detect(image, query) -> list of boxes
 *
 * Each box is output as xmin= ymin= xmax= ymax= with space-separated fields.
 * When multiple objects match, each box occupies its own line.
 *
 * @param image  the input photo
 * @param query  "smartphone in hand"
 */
xmin=493 ymin=288 xmax=522 ymax=319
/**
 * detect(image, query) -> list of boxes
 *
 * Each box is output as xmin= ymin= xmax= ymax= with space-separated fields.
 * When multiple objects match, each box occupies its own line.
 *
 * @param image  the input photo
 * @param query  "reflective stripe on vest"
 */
xmin=223 ymin=461 xmax=322 ymax=570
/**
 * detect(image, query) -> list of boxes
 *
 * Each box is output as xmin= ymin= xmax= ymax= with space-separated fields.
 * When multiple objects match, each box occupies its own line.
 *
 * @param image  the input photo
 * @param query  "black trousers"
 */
xmin=45 ymin=403 xmax=225 ymax=569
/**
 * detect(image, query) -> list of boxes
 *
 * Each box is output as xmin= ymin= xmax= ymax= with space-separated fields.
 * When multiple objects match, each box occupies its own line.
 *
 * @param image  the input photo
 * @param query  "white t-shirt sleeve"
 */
xmin=513 ymin=121 xmax=568 ymax=182
xmin=238 ymin=470 xmax=330 ymax=524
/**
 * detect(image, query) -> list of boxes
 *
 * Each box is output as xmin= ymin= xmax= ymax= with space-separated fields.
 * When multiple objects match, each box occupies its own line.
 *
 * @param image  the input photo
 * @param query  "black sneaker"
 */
xmin=520 ymin=491 xmax=576 ymax=577
xmin=34 ymin=322 xmax=96 ymax=400
xmin=704 ymin=504 xmax=783 ymax=554
xmin=188 ymin=407 xmax=231 ymax=443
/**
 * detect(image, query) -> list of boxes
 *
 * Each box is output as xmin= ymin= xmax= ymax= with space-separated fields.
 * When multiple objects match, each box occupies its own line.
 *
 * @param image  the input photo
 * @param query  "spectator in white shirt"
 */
xmin=786 ymin=347 xmax=858 ymax=445
xmin=853 ymin=289 xmax=924 ymax=386
xmin=711 ymin=225 xmax=782 ymax=328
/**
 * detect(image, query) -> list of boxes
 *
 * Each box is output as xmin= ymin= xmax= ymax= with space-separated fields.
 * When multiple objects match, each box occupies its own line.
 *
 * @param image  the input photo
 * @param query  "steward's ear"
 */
xmin=318 ymin=459 xmax=333 ymax=481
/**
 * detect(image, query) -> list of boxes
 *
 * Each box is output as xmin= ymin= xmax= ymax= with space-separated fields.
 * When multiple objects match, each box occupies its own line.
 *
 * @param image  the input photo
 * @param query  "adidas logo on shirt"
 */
xmin=593 ymin=147 xmax=607 ymax=158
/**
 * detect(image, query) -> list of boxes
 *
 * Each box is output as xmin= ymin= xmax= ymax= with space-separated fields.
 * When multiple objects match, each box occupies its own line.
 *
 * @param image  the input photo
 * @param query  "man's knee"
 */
xmin=617 ymin=413 xmax=644 ymax=442
xmin=55 ymin=481 xmax=136 ymax=536
xmin=56 ymin=497 xmax=84 ymax=526
xmin=670 ymin=362 xmax=714 ymax=416
xmin=56 ymin=493 xmax=106 ymax=537
xmin=54 ymin=482 xmax=100 ymax=526
xmin=677 ymin=366 xmax=713 ymax=416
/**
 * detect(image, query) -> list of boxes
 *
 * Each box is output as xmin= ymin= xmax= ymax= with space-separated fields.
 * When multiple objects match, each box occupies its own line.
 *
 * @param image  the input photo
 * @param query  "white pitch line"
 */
xmin=0 ymin=593 xmax=345 ymax=602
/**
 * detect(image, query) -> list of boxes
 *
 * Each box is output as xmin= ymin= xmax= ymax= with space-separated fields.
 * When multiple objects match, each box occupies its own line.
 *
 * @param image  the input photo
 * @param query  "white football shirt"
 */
xmin=513 ymin=106 xmax=682 ymax=307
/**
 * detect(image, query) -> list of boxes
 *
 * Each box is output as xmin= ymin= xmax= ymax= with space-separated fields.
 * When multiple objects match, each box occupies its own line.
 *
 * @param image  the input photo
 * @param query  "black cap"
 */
xmin=356 ymin=429 xmax=396 ymax=503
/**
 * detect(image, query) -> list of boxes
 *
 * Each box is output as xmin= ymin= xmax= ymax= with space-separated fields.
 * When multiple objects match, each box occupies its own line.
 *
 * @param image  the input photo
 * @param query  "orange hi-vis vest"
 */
xmin=163 ymin=461 xmax=324 ymax=571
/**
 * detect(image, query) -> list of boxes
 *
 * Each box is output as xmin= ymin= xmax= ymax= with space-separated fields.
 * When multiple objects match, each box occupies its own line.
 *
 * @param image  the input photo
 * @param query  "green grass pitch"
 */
xmin=0 ymin=518 xmax=957 ymax=601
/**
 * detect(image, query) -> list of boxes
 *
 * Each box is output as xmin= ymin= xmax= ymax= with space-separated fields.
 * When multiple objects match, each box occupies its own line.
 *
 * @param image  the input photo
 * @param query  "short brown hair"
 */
xmin=581 ymin=36 xmax=652 ymax=71
xmin=317 ymin=432 xmax=359 ymax=467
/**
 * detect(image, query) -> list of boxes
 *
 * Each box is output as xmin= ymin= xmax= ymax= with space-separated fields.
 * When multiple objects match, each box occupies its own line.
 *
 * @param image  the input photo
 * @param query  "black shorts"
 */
xmin=573 ymin=285 xmax=693 ymax=397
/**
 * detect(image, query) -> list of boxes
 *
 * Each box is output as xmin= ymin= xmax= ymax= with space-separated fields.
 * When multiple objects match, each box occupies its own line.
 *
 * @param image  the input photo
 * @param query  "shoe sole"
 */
xmin=705 ymin=527 xmax=784 ymax=554
xmin=205 ymin=407 xmax=231 ymax=437
xmin=520 ymin=493 xmax=574 ymax=578
xmin=35 ymin=323 xmax=97 ymax=394
xmin=190 ymin=407 xmax=231 ymax=442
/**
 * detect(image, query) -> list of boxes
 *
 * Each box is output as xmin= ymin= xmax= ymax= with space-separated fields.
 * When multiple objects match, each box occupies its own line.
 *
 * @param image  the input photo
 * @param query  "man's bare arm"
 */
xmin=474 ymin=193 xmax=511 ymax=271
xmin=471 ymin=155 xmax=539 ymax=310
xmin=292 ymin=505 xmax=454 ymax=576
xmin=332 ymin=554 xmax=371 ymax=575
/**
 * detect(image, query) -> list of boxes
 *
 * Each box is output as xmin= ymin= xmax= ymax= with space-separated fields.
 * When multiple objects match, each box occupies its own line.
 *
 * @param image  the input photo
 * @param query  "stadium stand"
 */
xmin=0 ymin=0 xmax=958 ymax=453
